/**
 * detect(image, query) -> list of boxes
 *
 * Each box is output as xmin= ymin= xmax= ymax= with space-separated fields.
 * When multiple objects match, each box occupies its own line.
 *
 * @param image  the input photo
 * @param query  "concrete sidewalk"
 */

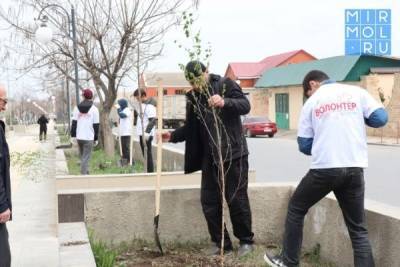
xmin=7 ymin=123 xmax=59 ymax=267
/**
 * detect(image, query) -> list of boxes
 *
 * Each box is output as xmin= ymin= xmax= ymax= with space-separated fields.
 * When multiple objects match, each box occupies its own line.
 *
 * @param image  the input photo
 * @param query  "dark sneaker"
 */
xmin=207 ymin=244 xmax=233 ymax=256
xmin=263 ymin=251 xmax=288 ymax=267
xmin=222 ymin=248 xmax=233 ymax=256
xmin=237 ymin=244 xmax=254 ymax=258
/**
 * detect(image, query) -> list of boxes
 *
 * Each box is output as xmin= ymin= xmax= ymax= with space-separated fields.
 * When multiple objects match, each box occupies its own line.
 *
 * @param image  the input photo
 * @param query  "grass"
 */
xmin=85 ymin=237 xmax=337 ymax=267
xmin=10 ymin=151 xmax=45 ymax=182
xmin=64 ymin=147 xmax=144 ymax=175
xmin=57 ymin=125 xmax=144 ymax=175
xmin=302 ymin=243 xmax=336 ymax=267
xmin=10 ymin=151 xmax=41 ymax=169
xmin=89 ymin=231 xmax=120 ymax=267
xmin=57 ymin=125 xmax=71 ymax=144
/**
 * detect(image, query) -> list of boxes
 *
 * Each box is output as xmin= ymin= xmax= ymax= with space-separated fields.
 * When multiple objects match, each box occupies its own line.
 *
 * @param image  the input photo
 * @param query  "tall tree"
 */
xmin=0 ymin=0 xmax=190 ymax=155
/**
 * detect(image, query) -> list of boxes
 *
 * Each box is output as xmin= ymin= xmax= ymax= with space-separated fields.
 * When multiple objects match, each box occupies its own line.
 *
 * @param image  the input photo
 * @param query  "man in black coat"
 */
xmin=0 ymin=85 xmax=11 ymax=267
xmin=37 ymin=114 xmax=49 ymax=141
xmin=162 ymin=61 xmax=254 ymax=257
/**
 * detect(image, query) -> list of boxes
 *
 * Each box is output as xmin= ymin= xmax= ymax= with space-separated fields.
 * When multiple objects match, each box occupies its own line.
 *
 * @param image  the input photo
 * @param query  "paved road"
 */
xmin=164 ymin=136 xmax=400 ymax=207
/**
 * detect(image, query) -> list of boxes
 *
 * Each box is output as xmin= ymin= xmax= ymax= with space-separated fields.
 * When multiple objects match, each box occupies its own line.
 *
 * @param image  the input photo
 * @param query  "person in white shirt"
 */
xmin=117 ymin=98 xmax=133 ymax=166
xmin=133 ymin=89 xmax=156 ymax=172
xmin=264 ymin=70 xmax=388 ymax=267
xmin=71 ymin=89 xmax=100 ymax=175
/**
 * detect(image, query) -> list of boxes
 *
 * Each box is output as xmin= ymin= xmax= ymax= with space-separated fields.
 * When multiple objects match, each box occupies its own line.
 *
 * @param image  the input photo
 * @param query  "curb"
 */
xmin=367 ymin=142 xmax=400 ymax=147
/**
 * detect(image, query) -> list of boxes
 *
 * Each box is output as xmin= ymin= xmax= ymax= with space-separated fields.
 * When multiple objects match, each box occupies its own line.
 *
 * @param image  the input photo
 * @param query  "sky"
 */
xmin=1 ymin=0 xmax=400 ymax=97
xmin=149 ymin=0 xmax=400 ymax=74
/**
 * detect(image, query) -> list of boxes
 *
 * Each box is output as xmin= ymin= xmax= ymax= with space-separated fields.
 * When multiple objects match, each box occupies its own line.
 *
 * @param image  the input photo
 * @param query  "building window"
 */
xmin=175 ymin=89 xmax=185 ymax=95
xmin=163 ymin=89 xmax=168 ymax=95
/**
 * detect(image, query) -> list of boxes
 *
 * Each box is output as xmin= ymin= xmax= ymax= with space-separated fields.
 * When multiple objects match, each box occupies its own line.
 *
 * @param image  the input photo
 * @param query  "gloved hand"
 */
xmin=94 ymin=140 xmax=99 ymax=147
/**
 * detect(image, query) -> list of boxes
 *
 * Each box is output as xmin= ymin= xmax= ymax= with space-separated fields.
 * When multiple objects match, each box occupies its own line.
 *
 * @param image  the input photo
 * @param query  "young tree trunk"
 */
xmin=100 ymin=109 xmax=115 ymax=156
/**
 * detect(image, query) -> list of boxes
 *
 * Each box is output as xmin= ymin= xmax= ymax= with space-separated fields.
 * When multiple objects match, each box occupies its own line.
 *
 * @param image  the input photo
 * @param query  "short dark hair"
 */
xmin=133 ymin=89 xmax=146 ymax=97
xmin=302 ymin=70 xmax=329 ymax=96
xmin=184 ymin=60 xmax=206 ymax=81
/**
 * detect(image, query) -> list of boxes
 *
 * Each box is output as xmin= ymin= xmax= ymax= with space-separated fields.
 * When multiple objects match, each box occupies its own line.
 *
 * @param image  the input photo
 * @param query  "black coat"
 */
xmin=170 ymin=74 xmax=250 ymax=174
xmin=37 ymin=115 xmax=49 ymax=130
xmin=0 ymin=121 xmax=11 ymax=216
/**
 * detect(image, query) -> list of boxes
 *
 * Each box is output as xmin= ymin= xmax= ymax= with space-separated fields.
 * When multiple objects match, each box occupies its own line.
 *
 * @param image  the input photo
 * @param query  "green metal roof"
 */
xmin=255 ymin=55 xmax=400 ymax=88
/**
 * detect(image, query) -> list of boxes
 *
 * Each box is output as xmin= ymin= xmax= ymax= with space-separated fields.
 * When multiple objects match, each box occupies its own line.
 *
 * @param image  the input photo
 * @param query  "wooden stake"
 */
xmin=154 ymin=79 xmax=163 ymax=254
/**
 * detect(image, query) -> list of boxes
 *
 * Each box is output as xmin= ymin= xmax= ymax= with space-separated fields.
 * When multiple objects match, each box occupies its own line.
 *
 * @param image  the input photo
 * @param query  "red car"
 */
xmin=242 ymin=116 xmax=277 ymax=138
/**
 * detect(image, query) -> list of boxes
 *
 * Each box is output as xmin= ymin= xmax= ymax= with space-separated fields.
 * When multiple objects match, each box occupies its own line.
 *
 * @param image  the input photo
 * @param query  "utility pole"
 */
xmin=6 ymin=67 xmax=12 ymax=130
xmin=66 ymin=69 xmax=71 ymax=133
xmin=136 ymin=38 xmax=148 ymax=171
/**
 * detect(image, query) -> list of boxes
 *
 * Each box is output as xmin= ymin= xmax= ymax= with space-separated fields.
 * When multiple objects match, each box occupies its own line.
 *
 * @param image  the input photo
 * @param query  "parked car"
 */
xmin=242 ymin=116 xmax=277 ymax=138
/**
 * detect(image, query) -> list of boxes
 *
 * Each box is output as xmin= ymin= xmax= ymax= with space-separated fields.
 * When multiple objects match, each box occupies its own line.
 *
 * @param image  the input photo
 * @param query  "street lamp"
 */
xmin=35 ymin=4 xmax=80 ymax=104
xmin=35 ymin=18 xmax=53 ymax=44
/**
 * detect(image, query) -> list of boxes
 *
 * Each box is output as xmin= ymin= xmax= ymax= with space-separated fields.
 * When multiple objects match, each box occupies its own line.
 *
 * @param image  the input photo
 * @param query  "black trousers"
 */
xmin=39 ymin=127 xmax=47 ymax=140
xmin=120 ymin=136 xmax=132 ymax=164
xmin=201 ymin=155 xmax=254 ymax=249
xmin=282 ymin=168 xmax=374 ymax=267
xmin=0 ymin=223 xmax=11 ymax=267
xmin=139 ymin=136 xmax=154 ymax=173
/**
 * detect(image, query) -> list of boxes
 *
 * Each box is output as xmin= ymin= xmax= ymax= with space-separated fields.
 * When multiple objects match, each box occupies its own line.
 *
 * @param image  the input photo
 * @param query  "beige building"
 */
xmin=254 ymin=55 xmax=400 ymax=138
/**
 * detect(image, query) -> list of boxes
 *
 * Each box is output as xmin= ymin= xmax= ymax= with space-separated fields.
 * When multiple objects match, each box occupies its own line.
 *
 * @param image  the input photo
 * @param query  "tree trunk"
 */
xmin=100 ymin=109 xmax=115 ymax=156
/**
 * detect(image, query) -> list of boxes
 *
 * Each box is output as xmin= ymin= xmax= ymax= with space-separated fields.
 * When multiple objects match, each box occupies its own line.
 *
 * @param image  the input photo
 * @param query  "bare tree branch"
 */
xmin=0 ymin=0 xmax=192 ymax=155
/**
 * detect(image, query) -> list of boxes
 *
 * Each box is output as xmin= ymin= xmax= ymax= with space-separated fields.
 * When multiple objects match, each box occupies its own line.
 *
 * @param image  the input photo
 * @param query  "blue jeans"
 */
xmin=282 ymin=168 xmax=374 ymax=267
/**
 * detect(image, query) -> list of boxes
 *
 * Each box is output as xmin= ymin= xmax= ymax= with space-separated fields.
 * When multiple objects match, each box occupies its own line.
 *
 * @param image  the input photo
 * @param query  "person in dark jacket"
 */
xmin=162 ymin=61 xmax=254 ymax=257
xmin=71 ymin=89 xmax=100 ymax=175
xmin=0 ymin=85 xmax=11 ymax=267
xmin=37 ymin=114 xmax=49 ymax=141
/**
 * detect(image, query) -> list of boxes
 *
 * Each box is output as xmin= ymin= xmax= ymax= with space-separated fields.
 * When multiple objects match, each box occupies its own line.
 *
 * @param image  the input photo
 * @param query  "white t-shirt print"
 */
xmin=72 ymin=105 xmax=100 ymax=141
xmin=119 ymin=107 xmax=133 ymax=136
xmin=297 ymin=83 xmax=382 ymax=169
xmin=136 ymin=103 xmax=157 ymax=137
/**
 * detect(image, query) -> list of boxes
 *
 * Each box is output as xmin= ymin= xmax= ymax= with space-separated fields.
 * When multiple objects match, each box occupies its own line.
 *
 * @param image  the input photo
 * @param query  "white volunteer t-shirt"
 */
xmin=119 ymin=107 xmax=133 ymax=136
xmin=72 ymin=105 xmax=100 ymax=141
xmin=297 ymin=83 xmax=382 ymax=169
xmin=136 ymin=103 xmax=157 ymax=137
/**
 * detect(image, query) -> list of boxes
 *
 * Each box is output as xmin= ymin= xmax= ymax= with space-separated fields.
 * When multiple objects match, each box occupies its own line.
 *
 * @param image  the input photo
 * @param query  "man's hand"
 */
xmin=0 ymin=208 xmax=11 ymax=223
xmin=160 ymin=131 xmax=171 ymax=143
xmin=208 ymin=94 xmax=225 ymax=108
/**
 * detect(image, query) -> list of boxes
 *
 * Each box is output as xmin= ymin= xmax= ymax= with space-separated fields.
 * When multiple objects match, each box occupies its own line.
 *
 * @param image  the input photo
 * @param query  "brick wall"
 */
xmin=226 ymin=66 xmax=256 ymax=88
xmin=245 ymin=88 xmax=269 ymax=117
xmin=367 ymin=73 xmax=400 ymax=138
xmin=143 ymin=87 xmax=190 ymax=97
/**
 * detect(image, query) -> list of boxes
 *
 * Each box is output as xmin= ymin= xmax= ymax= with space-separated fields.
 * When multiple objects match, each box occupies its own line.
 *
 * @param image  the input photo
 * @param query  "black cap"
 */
xmin=184 ymin=61 xmax=206 ymax=81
